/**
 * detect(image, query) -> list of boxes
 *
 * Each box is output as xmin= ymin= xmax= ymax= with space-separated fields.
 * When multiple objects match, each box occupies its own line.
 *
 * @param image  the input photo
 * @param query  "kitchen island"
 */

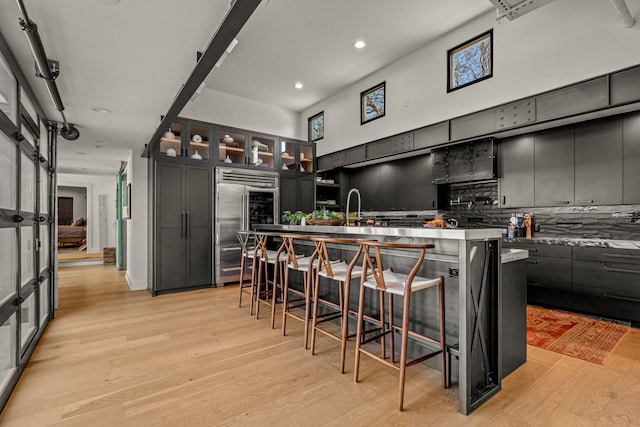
xmin=254 ymin=224 xmax=526 ymax=414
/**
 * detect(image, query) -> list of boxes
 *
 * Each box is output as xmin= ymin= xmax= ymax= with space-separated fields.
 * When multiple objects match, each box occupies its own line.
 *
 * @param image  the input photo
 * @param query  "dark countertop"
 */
xmin=504 ymin=237 xmax=640 ymax=250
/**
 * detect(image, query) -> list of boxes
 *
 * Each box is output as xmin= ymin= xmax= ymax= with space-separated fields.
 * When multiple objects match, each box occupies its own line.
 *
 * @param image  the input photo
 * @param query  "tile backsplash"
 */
xmin=448 ymin=181 xmax=640 ymax=240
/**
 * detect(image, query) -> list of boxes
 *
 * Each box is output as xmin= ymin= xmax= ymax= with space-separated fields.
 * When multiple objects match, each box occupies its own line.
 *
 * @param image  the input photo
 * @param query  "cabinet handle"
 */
xmin=603 ymin=266 xmax=640 ymax=275
xmin=529 ymin=248 xmax=539 ymax=252
xmin=186 ymin=211 xmax=190 ymax=239
xmin=602 ymin=293 xmax=640 ymax=303
xmin=182 ymin=212 xmax=186 ymax=238
xmin=222 ymin=247 xmax=242 ymax=252
xmin=555 ymin=201 xmax=571 ymax=205
xmin=501 ymin=196 xmax=506 ymax=205
xmin=526 ymin=260 xmax=539 ymax=264
xmin=576 ymin=200 xmax=596 ymax=205
xmin=222 ymin=267 xmax=243 ymax=272
xmin=527 ymin=281 xmax=541 ymax=287
xmin=604 ymin=253 xmax=640 ymax=261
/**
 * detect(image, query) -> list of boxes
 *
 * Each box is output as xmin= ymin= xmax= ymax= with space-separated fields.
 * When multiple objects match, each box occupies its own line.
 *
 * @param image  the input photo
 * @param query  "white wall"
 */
xmin=181 ymin=87 xmax=300 ymax=138
xmin=57 ymin=174 xmax=117 ymax=253
xmin=124 ymin=149 xmax=148 ymax=291
xmin=301 ymin=0 xmax=640 ymax=156
xmin=57 ymin=186 xmax=87 ymax=222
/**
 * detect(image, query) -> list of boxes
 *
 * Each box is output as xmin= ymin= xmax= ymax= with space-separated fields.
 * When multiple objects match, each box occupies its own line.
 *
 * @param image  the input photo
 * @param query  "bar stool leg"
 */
xmin=238 ymin=254 xmax=246 ymax=308
xmin=339 ymin=278 xmax=350 ymax=374
xmin=398 ymin=290 xmax=412 ymax=411
xmin=249 ymin=254 xmax=259 ymax=315
xmin=388 ymin=293 xmax=395 ymax=364
xmin=282 ymin=265 xmax=291 ymax=335
xmin=270 ymin=260 xmax=281 ymax=329
xmin=439 ymin=277 xmax=447 ymax=388
xmin=255 ymin=257 xmax=265 ymax=319
xmin=353 ymin=281 xmax=367 ymax=383
xmin=379 ymin=290 xmax=386 ymax=360
xmin=310 ymin=270 xmax=322 ymax=355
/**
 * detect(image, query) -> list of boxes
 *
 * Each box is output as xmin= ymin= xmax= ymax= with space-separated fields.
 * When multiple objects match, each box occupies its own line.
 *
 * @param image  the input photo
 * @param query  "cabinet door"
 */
xmin=623 ymin=112 xmax=640 ymax=204
xmin=279 ymin=174 xmax=298 ymax=214
xmin=500 ymin=135 xmax=534 ymax=208
xmin=394 ymin=158 xmax=413 ymax=211
xmin=415 ymin=154 xmax=437 ymax=210
xmin=217 ymin=128 xmax=247 ymax=167
xmin=534 ymin=127 xmax=574 ymax=207
xmin=186 ymin=166 xmax=212 ymax=287
xmin=353 ymin=166 xmax=380 ymax=212
xmin=186 ymin=122 xmax=212 ymax=163
xmin=298 ymin=176 xmax=315 ymax=213
xmin=574 ymin=117 xmax=622 ymax=205
xmin=156 ymin=162 xmax=186 ymax=291
xmin=379 ymin=163 xmax=398 ymax=211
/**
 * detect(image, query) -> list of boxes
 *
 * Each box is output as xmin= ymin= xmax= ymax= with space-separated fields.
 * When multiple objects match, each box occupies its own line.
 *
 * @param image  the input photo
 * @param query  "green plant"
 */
xmin=308 ymin=208 xmax=344 ymax=221
xmin=281 ymin=210 xmax=306 ymax=225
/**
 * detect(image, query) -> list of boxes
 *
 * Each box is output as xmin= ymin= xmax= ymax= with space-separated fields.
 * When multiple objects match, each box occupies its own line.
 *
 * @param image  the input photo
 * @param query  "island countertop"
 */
xmin=254 ymin=224 xmax=502 ymax=241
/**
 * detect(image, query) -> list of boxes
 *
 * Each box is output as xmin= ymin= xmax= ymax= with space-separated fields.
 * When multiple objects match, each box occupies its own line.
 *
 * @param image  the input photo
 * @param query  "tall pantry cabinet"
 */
xmin=149 ymin=120 xmax=213 ymax=295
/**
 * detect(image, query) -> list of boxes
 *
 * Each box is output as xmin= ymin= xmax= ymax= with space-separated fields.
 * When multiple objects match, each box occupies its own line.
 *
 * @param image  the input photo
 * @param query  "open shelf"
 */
xmin=189 ymin=141 xmax=209 ymax=148
xmin=161 ymin=137 xmax=181 ymax=144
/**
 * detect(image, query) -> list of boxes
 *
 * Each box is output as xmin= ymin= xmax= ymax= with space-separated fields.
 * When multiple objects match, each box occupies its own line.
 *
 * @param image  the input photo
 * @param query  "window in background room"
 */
xmin=448 ymin=29 xmax=493 ymax=92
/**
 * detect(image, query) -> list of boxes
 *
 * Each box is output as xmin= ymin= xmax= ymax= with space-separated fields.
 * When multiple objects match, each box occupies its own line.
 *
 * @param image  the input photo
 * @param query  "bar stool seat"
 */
xmin=353 ymin=240 xmax=447 ymax=411
xmin=317 ymin=260 xmax=362 ymax=282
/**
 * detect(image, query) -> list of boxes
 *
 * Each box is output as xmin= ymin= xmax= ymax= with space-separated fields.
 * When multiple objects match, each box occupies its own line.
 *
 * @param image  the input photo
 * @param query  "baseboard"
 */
xmin=125 ymin=272 xmax=147 ymax=291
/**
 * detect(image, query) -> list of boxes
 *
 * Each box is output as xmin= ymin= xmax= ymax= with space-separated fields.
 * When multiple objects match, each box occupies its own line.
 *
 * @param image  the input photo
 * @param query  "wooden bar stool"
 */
xmin=254 ymin=231 xmax=287 ymax=321
xmin=309 ymin=236 xmax=365 ymax=373
xmin=353 ymin=240 xmax=447 ymax=411
xmin=276 ymin=233 xmax=327 ymax=348
xmin=236 ymin=231 xmax=257 ymax=314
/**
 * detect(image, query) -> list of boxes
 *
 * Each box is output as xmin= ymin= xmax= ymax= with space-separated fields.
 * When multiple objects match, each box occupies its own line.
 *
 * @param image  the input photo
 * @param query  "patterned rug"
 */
xmin=526 ymin=305 xmax=630 ymax=364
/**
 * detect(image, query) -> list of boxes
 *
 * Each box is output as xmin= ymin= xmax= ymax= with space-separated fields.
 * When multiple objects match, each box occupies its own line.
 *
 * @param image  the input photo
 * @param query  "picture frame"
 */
xmin=308 ymin=111 xmax=324 ymax=142
xmin=361 ymin=81 xmax=386 ymax=125
xmin=447 ymin=29 xmax=493 ymax=92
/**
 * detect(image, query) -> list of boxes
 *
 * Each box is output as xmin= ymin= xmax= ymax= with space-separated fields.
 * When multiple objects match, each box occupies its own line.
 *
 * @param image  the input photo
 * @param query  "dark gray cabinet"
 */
xmin=623 ymin=112 xmax=640 ymax=204
xmin=501 ymin=258 xmax=527 ymax=378
xmin=534 ymin=127 xmax=574 ymax=206
xmin=450 ymin=108 xmax=496 ymax=141
xmin=413 ymin=121 xmax=449 ymax=150
xmin=345 ymin=145 xmax=366 ymax=165
xmin=574 ymin=117 xmax=622 ymax=205
xmin=351 ymin=165 xmax=380 ymax=212
xmin=366 ymin=133 xmax=414 ymax=160
xmin=280 ymin=174 xmax=315 ymax=214
xmin=572 ymin=247 xmax=640 ymax=323
xmin=499 ymin=135 xmax=534 ymax=208
xmin=379 ymin=163 xmax=398 ymax=211
xmin=154 ymin=162 xmax=212 ymax=293
xmin=414 ymin=154 xmax=437 ymax=210
xmin=536 ymin=77 xmax=609 ymax=123
xmin=610 ymin=65 xmax=640 ymax=106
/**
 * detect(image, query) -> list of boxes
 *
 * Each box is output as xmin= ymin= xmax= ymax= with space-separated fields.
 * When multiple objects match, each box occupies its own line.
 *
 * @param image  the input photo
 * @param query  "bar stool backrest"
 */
xmin=358 ymin=241 xmax=435 ymax=292
xmin=236 ymin=231 xmax=256 ymax=256
xmin=311 ymin=236 xmax=365 ymax=279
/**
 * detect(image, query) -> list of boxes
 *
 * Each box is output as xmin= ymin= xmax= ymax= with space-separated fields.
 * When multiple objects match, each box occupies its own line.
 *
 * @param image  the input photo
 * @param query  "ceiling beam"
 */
xmin=142 ymin=0 xmax=262 ymax=158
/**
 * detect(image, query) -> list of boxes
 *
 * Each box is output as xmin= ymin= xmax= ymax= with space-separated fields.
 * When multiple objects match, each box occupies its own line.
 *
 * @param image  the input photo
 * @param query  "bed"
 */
xmin=58 ymin=217 xmax=87 ymax=247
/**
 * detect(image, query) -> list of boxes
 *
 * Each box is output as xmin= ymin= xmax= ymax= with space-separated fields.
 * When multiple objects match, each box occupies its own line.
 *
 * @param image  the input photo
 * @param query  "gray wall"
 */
xmin=58 ymin=186 xmax=87 ymax=222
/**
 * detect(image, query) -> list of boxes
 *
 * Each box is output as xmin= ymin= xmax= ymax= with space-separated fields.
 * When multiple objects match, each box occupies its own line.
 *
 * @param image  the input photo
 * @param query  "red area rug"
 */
xmin=526 ymin=305 xmax=630 ymax=364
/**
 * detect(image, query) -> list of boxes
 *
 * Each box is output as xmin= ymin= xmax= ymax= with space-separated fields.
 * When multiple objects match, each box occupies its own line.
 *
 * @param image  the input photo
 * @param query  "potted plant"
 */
xmin=306 ymin=208 xmax=345 ymax=226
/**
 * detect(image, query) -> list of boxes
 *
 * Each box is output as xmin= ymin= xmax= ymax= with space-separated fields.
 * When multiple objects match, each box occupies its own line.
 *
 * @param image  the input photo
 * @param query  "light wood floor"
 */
xmin=1 ymin=265 xmax=639 ymax=426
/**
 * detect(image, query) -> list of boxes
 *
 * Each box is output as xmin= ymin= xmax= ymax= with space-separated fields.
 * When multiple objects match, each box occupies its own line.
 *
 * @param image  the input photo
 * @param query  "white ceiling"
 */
xmin=0 ymin=0 xmax=497 ymax=175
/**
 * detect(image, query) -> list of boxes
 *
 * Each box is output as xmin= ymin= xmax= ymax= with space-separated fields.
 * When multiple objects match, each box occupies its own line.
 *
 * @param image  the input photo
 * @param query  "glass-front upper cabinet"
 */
xmin=279 ymin=138 xmax=298 ymax=172
xmin=217 ymin=128 xmax=246 ymax=167
xmin=279 ymin=138 xmax=315 ymax=174
xmin=186 ymin=122 xmax=212 ymax=162
xmin=248 ymin=133 xmax=276 ymax=170
xmin=0 ymin=52 xmax=17 ymax=125
xmin=298 ymin=141 xmax=315 ymax=174
xmin=159 ymin=122 xmax=183 ymax=159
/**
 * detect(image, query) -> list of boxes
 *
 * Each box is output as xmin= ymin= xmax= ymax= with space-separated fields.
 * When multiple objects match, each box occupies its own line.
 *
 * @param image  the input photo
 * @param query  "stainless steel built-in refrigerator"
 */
xmin=215 ymin=167 xmax=279 ymax=286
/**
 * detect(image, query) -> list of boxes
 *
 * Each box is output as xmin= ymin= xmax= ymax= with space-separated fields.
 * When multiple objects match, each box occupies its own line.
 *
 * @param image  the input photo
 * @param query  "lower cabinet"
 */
xmin=572 ymin=247 xmax=640 ymax=322
xmin=153 ymin=161 xmax=213 ymax=294
xmin=504 ymin=243 xmax=640 ymax=323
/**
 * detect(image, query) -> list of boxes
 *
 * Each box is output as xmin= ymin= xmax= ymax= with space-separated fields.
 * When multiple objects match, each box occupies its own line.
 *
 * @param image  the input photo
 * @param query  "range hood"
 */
xmin=431 ymin=138 xmax=497 ymax=184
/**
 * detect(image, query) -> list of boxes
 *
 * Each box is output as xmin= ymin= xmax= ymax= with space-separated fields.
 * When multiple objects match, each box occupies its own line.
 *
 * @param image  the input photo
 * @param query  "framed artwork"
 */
xmin=361 ymin=81 xmax=386 ymax=124
xmin=308 ymin=111 xmax=324 ymax=142
xmin=447 ymin=29 xmax=493 ymax=92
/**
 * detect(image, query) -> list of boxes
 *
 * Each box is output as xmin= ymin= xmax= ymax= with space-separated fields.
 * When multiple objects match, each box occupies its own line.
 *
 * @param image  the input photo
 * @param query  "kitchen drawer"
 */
xmin=504 ymin=243 xmax=571 ymax=259
xmin=573 ymin=259 xmax=640 ymax=293
xmin=573 ymin=284 xmax=640 ymax=323
xmin=526 ymin=257 xmax=572 ymax=308
xmin=572 ymin=246 xmax=640 ymax=263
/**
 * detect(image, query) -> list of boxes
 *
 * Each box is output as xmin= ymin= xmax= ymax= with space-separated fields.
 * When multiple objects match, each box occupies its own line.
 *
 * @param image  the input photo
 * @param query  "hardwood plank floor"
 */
xmin=1 ymin=264 xmax=639 ymax=426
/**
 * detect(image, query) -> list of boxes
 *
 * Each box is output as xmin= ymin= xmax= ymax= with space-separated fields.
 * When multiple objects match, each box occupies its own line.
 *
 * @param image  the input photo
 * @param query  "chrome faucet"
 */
xmin=345 ymin=188 xmax=361 ymax=227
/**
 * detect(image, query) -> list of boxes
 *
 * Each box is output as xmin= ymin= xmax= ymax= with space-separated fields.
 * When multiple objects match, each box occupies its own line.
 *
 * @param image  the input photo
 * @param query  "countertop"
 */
xmin=500 ymin=248 xmax=529 ymax=263
xmin=504 ymin=237 xmax=640 ymax=250
xmin=254 ymin=224 xmax=502 ymax=241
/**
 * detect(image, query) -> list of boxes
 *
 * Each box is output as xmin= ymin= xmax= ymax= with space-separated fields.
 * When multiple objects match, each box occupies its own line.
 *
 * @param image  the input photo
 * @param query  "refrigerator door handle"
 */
xmin=182 ymin=212 xmax=186 ymax=238
xmin=186 ymin=211 xmax=190 ymax=239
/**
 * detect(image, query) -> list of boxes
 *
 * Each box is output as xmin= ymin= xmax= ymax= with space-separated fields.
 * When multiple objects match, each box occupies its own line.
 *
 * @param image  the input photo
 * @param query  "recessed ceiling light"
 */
xmin=294 ymin=82 xmax=303 ymax=89
xmin=76 ymin=152 xmax=89 ymax=156
xmin=91 ymin=106 xmax=111 ymax=113
xmin=95 ymin=145 xmax=103 ymax=149
xmin=354 ymin=40 xmax=367 ymax=49
xmin=93 ymin=140 xmax=108 ymax=145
